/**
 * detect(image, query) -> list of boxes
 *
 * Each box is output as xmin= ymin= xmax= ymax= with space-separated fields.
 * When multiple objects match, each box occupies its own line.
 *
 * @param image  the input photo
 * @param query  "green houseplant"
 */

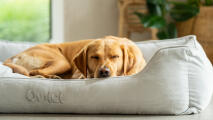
xmin=135 ymin=0 xmax=203 ymax=39
xmin=204 ymin=0 xmax=213 ymax=5
xmin=176 ymin=0 xmax=213 ymax=63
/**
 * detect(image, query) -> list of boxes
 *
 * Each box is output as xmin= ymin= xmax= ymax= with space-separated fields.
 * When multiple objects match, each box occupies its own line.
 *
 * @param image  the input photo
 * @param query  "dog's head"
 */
xmin=73 ymin=36 xmax=146 ymax=78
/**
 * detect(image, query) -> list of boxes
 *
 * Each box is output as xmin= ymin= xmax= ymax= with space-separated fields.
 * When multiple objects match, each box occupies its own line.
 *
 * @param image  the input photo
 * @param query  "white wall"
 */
xmin=51 ymin=0 xmax=150 ymax=42
xmin=64 ymin=0 xmax=118 ymax=41
xmin=51 ymin=0 xmax=64 ymax=43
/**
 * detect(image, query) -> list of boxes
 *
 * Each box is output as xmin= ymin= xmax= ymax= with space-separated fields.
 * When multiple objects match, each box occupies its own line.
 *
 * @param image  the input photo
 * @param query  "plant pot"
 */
xmin=176 ymin=6 xmax=213 ymax=63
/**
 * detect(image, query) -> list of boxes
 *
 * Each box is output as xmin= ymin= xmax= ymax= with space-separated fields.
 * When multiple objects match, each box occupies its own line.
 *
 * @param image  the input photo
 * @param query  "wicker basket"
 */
xmin=177 ymin=6 xmax=213 ymax=63
xmin=118 ymin=0 xmax=156 ymax=39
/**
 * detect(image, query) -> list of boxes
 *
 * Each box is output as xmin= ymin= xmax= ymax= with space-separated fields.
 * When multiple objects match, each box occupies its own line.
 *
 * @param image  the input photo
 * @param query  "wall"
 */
xmin=64 ymin=0 xmax=118 ymax=41
xmin=51 ymin=0 xmax=64 ymax=43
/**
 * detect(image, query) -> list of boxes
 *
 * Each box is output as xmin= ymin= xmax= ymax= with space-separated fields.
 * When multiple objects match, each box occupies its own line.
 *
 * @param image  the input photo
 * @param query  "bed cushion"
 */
xmin=0 ymin=35 xmax=212 ymax=114
xmin=0 ymin=61 xmax=28 ymax=78
xmin=0 ymin=40 xmax=35 ymax=62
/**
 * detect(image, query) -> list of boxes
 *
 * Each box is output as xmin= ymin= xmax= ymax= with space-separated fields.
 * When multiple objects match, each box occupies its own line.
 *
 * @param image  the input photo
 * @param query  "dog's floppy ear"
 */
xmin=73 ymin=46 xmax=88 ymax=78
xmin=122 ymin=43 xmax=145 ymax=75
xmin=122 ymin=44 xmax=134 ymax=75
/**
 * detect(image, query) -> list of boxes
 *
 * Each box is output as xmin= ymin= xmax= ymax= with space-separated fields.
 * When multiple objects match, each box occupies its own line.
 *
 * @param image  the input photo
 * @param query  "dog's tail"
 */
xmin=3 ymin=60 xmax=29 ymax=76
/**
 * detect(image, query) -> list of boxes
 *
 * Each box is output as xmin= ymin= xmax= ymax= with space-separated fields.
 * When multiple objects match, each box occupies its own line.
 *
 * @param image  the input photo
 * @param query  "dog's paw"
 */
xmin=29 ymin=70 xmax=61 ymax=79
xmin=31 ymin=75 xmax=46 ymax=78
xmin=47 ymin=75 xmax=62 ymax=79
xmin=29 ymin=70 xmax=40 ymax=76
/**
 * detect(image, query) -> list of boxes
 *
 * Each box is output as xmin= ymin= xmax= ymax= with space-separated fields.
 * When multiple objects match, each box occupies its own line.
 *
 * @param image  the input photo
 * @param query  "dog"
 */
xmin=3 ymin=36 xmax=146 ymax=79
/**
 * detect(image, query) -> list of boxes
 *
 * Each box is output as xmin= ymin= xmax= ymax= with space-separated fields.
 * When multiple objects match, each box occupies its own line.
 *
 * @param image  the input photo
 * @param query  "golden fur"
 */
xmin=3 ymin=36 xmax=146 ymax=79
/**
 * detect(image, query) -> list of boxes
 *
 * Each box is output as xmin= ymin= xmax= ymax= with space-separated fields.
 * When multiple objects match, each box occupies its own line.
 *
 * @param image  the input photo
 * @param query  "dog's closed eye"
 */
xmin=91 ymin=56 xmax=99 ymax=60
xmin=111 ymin=55 xmax=119 ymax=59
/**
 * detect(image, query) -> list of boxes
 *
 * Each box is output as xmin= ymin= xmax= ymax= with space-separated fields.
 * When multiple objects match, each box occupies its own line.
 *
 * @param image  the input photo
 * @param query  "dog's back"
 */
xmin=3 ymin=39 xmax=93 ymax=78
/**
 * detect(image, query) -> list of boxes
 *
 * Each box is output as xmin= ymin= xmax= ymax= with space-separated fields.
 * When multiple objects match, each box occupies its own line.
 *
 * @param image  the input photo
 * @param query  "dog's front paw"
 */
xmin=29 ymin=70 xmax=40 ymax=76
xmin=29 ymin=70 xmax=61 ymax=79
xmin=47 ymin=75 xmax=62 ymax=79
xmin=31 ymin=75 xmax=46 ymax=78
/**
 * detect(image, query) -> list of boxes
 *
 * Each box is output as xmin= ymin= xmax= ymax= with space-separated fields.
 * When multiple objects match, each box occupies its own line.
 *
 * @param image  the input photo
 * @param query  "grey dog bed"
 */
xmin=0 ymin=35 xmax=212 ymax=114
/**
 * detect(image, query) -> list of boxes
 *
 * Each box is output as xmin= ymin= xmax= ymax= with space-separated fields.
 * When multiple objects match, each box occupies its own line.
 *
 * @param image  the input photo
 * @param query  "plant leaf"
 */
xmin=155 ymin=5 xmax=163 ymax=16
xmin=147 ymin=2 xmax=158 ymax=15
xmin=205 ymin=0 xmax=213 ymax=6
xmin=170 ymin=3 xmax=199 ymax=21
xmin=134 ymin=12 xmax=166 ymax=28
xmin=147 ymin=0 xmax=166 ymax=5
xmin=157 ymin=30 xmax=169 ymax=39
xmin=187 ymin=0 xmax=200 ymax=7
xmin=157 ymin=23 xmax=177 ymax=40
xmin=134 ymin=12 xmax=145 ymax=18
xmin=147 ymin=2 xmax=167 ymax=16
xmin=142 ymin=15 xmax=166 ymax=28
xmin=167 ymin=23 xmax=177 ymax=38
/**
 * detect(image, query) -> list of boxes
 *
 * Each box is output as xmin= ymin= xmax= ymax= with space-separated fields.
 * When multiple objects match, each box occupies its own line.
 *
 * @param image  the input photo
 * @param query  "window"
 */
xmin=0 ymin=0 xmax=51 ymax=42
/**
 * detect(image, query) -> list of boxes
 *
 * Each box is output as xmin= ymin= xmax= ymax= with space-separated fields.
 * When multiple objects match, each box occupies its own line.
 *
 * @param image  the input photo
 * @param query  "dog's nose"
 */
xmin=98 ymin=67 xmax=110 ymax=78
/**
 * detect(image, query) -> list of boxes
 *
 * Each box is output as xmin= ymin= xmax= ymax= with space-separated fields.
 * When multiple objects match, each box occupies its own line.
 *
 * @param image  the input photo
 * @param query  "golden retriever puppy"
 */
xmin=3 ymin=36 xmax=146 ymax=79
